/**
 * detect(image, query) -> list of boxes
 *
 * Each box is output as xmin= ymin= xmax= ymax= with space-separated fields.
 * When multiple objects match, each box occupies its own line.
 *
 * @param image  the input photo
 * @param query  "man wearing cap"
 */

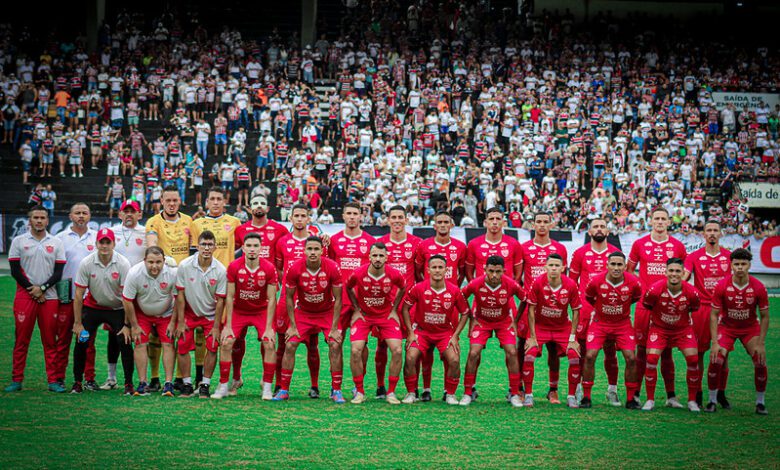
xmin=70 ymin=228 xmax=134 ymax=395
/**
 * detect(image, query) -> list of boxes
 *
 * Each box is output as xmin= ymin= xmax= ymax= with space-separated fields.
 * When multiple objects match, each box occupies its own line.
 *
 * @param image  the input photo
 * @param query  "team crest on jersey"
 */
xmin=499 ymin=297 xmax=507 ymax=305
xmin=621 ymin=295 xmax=630 ymax=301
xmin=224 ymin=224 xmax=232 ymax=232
xmin=501 ymin=248 xmax=510 ymax=257
xmin=17 ymin=313 xmax=25 ymax=322
xmin=649 ymin=333 xmax=658 ymax=342
xmin=529 ymin=253 xmax=536 ymax=259
xmin=359 ymin=245 xmax=367 ymax=254
xmin=721 ymin=262 xmax=729 ymax=271
xmin=45 ymin=245 xmax=54 ymax=253
xmin=143 ymin=284 xmax=148 ymax=289
xmin=209 ymin=278 xmax=217 ymax=286
xmin=587 ymin=334 xmax=594 ymax=342
xmin=319 ymin=280 xmax=328 ymax=288
xmin=472 ymin=331 xmax=479 ymax=338
xmin=383 ymin=285 xmax=391 ymax=293
xmin=111 ymin=272 xmax=119 ymax=280
xmin=666 ymin=251 xmax=675 ymax=258
xmin=136 ymin=238 xmax=143 ymax=246
xmin=443 ymin=301 xmax=452 ymax=309
xmin=238 ymin=278 xmax=245 ymax=283
xmin=747 ymin=296 xmax=755 ymax=305
xmin=405 ymin=251 xmax=413 ymax=259
xmin=267 ymin=232 xmax=275 ymax=241
xmin=559 ymin=295 xmax=569 ymax=304
xmin=450 ymin=253 xmax=458 ymax=261
xmin=160 ymin=282 xmax=168 ymax=289
xmin=87 ymin=245 xmax=94 ymax=251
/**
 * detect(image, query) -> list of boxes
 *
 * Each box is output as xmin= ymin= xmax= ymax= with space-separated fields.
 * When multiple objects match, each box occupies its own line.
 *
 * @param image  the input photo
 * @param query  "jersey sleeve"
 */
xmin=266 ymin=263 xmax=279 ymax=286
xmin=560 ymin=244 xmax=569 ymax=268
xmin=628 ymin=239 xmax=640 ymax=264
xmin=455 ymin=289 xmax=468 ymax=314
xmin=756 ymin=281 xmax=770 ymax=311
xmin=711 ymin=281 xmax=724 ymax=310
xmin=584 ymin=278 xmax=598 ymax=306
xmin=465 ymin=243 xmax=476 ymax=266
xmin=345 ymin=270 xmax=358 ymax=289
xmin=175 ymin=264 xmax=187 ymax=290
xmin=403 ymin=284 xmax=418 ymax=307
xmin=145 ymin=217 xmax=158 ymax=235
xmin=462 ymin=279 xmax=476 ymax=298
xmin=233 ymin=226 xmax=244 ymax=247
xmin=189 ymin=221 xmax=201 ymax=248
xmin=122 ymin=271 xmax=137 ymax=301
xmin=54 ymin=239 xmax=66 ymax=263
xmin=511 ymin=279 xmax=527 ymax=303
xmin=392 ymin=270 xmax=405 ymax=290
xmin=683 ymin=253 xmax=694 ymax=274
xmin=567 ymin=280 xmax=581 ymax=310
xmin=569 ymin=249 xmax=582 ymax=281
xmin=329 ymin=263 xmax=343 ymax=287
xmin=285 ymin=264 xmax=300 ymax=290
xmin=512 ymin=242 xmax=524 ymax=267
xmin=526 ymin=280 xmax=538 ymax=306
xmin=688 ymin=285 xmax=701 ymax=312
xmin=215 ymin=270 xmax=227 ymax=298
xmin=7 ymin=237 xmax=20 ymax=261
xmin=74 ymin=259 xmax=90 ymax=288
xmin=642 ymin=284 xmax=658 ymax=310
xmin=631 ymin=279 xmax=643 ymax=303
xmin=226 ymin=262 xmax=237 ymax=283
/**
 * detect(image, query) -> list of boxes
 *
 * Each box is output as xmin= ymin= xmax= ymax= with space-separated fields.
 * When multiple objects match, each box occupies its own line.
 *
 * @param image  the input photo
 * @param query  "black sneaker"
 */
xmin=173 ymin=378 xmax=184 ymax=392
xmin=695 ymin=391 xmax=703 ymax=408
xmin=580 ymin=397 xmax=592 ymax=408
xmin=471 ymin=386 xmax=479 ymax=401
xmin=147 ymin=378 xmax=161 ymax=393
xmin=420 ymin=390 xmax=432 ymax=402
xmin=274 ymin=384 xmax=282 ymax=394
xmin=198 ymin=383 xmax=210 ymax=399
xmin=625 ymin=399 xmax=641 ymax=410
xmin=84 ymin=380 xmax=100 ymax=391
xmin=180 ymin=383 xmax=195 ymax=397
xmin=123 ymin=383 xmax=135 ymax=396
xmin=704 ymin=402 xmax=717 ymax=413
xmin=70 ymin=382 xmax=83 ymax=394
xmin=717 ymin=390 xmax=731 ymax=410
xmin=308 ymin=386 xmax=320 ymax=399
xmin=375 ymin=385 xmax=387 ymax=399
xmin=756 ymin=403 xmax=768 ymax=415
xmin=441 ymin=392 xmax=447 ymax=402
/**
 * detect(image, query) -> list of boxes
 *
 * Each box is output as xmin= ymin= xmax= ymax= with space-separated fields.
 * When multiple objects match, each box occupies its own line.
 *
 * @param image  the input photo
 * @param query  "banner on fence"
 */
xmin=711 ymin=92 xmax=780 ymax=111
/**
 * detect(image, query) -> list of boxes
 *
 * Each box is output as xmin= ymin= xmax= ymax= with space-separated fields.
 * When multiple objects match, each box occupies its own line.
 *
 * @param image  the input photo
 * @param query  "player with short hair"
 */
xmin=705 ymin=249 xmax=770 ymax=415
xmin=640 ymin=258 xmax=702 ymax=412
xmin=460 ymin=255 xmax=526 ymax=407
xmin=191 ymin=187 xmax=242 ymax=268
xmin=580 ymin=251 xmax=643 ymax=409
xmin=346 ymin=243 xmax=406 ymax=404
xmin=274 ymin=236 xmax=346 ymax=403
xmin=5 ymin=206 xmax=66 ymax=393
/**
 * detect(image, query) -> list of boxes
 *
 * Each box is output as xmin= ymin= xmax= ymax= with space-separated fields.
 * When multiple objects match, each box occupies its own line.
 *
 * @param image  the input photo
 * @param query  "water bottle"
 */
xmin=79 ymin=330 xmax=90 ymax=343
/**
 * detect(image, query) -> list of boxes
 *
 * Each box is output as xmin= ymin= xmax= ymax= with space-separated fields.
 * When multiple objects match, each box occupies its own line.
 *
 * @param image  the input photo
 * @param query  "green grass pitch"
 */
xmin=0 ymin=276 xmax=777 ymax=468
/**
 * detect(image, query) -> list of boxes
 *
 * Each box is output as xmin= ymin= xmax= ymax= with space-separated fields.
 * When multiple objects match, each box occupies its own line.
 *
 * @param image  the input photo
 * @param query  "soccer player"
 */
xmin=173 ymin=230 xmax=228 ymax=398
xmin=580 ymin=252 xmax=642 ymax=409
xmin=5 ymin=206 xmax=66 ymax=392
xmin=569 ymin=218 xmax=622 ymax=406
xmin=122 ymin=246 xmax=178 ymax=396
xmin=640 ymin=258 xmax=702 ymax=412
xmin=212 ymin=233 xmax=278 ymax=399
xmin=460 ymin=256 xmax=526 ymax=407
xmin=627 ymin=207 xmax=688 ymax=408
xmin=401 ymin=254 xmax=469 ymax=405
xmin=70 ymin=228 xmax=134 ymax=395
xmin=524 ymin=253 xmax=582 ymax=408
xmin=274 ymin=236 xmax=345 ymax=403
xmin=520 ymin=213 xmax=569 ymax=404
xmin=683 ymin=220 xmax=731 ymax=407
xmin=705 ymin=249 xmax=770 ymax=415
xmin=346 ymin=243 xmax=405 ymax=404
xmin=191 ymin=187 xmax=242 ymax=268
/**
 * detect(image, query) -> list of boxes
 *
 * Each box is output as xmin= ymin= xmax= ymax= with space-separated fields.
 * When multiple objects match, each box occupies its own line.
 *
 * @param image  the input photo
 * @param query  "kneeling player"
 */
xmin=640 ymin=258 xmax=702 ymax=412
xmin=705 ymin=249 xmax=770 ymax=415
xmin=461 ymin=256 xmax=526 ymax=407
xmin=346 ymin=243 xmax=406 ymax=404
xmin=580 ymin=252 xmax=642 ymax=409
xmin=401 ymin=255 xmax=469 ymax=405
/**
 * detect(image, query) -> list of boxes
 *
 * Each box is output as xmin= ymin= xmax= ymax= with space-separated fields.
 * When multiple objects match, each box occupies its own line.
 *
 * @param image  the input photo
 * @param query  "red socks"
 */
xmin=444 ymin=376 xmax=459 ymax=395
xmin=331 ymin=371 xmax=343 ymax=391
xmin=388 ymin=376 xmax=399 ymax=394
xmin=753 ymin=353 xmax=768 ymax=393
xmin=582 ymin=380 xmax=594 ymax=400
xmin=684 ymin=354 xmax=700 ymax=402
xmin=353 ymin=374 xmax=365 ymax=394
xmin=464 ymin=373 xmax=476 ymax=396
xmin=635 ymin=347 xmax=647 ymax=395
xmin=262 ymin=362 xmax=275 ymax=384
xmin=280 ymin=368 xmax=294 ymax=390
xmin=508 ymin=372 xmax=521 ymax=395
xmin=523 ymin=352 xmax=536 ymax=394
xmin=707 ymin=351 xmax=725 ymax=391
xmin=603 ymin=343 xmax=619 ymax=386
xmin=404 ymin=374 xmax=419 ymax=394
xmin=625 ymin=381 xmax=638 ymax=402
xmin=219 ymin=360 xmax=231 ymax=385
xmin=645 ymin=353 xmax=660 ymax=401
xmin=566 ymin=350 xmax=580 ymax=396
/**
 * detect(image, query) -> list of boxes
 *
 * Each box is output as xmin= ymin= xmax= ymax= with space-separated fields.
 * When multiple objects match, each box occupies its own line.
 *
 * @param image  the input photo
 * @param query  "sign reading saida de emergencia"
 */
xmin=740 ymin=182 xmax=780 ymax=208
xmin=711 ymin=92 xmax=780 ymax=111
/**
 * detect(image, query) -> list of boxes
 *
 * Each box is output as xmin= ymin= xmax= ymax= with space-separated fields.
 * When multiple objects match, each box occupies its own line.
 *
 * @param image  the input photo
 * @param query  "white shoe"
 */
xmin=386 ymin=392 xmax=401 ymax=405
xmin=666 ymin=396 xmax=684 ymax=409
xmin=402 ymin=392 xmax=417 ymax=404
xmin=642 ymin=399 xmax=655 ymax=411
xmin=262 ymin=382 xmax=273 ymax=400
xmin=523 ymin=394 xmax=535 ymax=407
xmin=99 ymin=379 xmax=117 ymax=390
xmin=210 ymin=382 xmax=229 ymax=399
xmin=459 ymin=394 xmax=473 ymax=406
xmin=567 ymin=395 xmax=579 ymax=408
xmin=228 ymin=379 xmax=243 ymax=396
xmin=446 ymin=394 xmax=459 ymax=405
xmin=510 ymin=394 xmax=524 ymax=408
xmin=575 ymin=383 xmax=583 ymax=403
xmin=688 ymin=400 xmax=701 ymax=412
xmin=606 ymin=389 xmax=622 ymax=407
xmin=351 ymin=392 xmax=366 ymax=404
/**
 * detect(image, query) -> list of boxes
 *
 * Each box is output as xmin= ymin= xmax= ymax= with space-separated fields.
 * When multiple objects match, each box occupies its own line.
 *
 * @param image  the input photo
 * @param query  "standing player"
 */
xmin=465 ymin=208 xmax=523 ymax=282
xmin=569 ymin=218 xmax=622 ymax=405
xmin=401 ymin=255 xmax=469 ymax=405
xmin=640 ymin=258 xmax=702 ymax=412
xmin=274 ymin=236 xmax=346 ymax=404
xmin=212 ymin=233 xmax=278 ymax=400
xmin=683 ymin=220 xmax=731 ymax=407
xmin=627 ymin=207 xmax=688 ymax=408
xmin=520 ymin=212 xmax=569 ymax=404
xmin=122 ymin=247 xmax=178 ymax=396
xmin=345 ymin=243 xmax=406 ymax=404
xmin=460 ymin=256 xmax=526 ymax=407
xmin=524 ymin=253 xmax=582 ymax=408
xmin=705 ymin=249 xmax=770 ymax=415
xmin=173 ymin=230 xmax=228 ymax=398
xmin=70 ymin=229 xmax=134 ymax=395
xmin=580 ymin=252 xmax=642 ymax=409
xmin=5 ymin=206 xmax=66 ymax=392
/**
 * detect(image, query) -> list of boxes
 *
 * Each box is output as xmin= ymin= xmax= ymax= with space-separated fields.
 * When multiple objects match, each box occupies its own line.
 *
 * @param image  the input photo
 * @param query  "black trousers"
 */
xmin=73 ymin=307 xmax=134 ymax=385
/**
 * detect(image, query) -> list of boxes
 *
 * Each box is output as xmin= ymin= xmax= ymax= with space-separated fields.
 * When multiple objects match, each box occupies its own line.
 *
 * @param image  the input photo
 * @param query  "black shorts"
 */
xmin=238 ymin=181 xmax=250 ymax=191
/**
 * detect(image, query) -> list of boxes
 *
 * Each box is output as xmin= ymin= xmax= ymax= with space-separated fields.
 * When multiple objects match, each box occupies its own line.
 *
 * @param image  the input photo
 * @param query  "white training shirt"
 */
xmin=111 ymin=223 xmax=147 ymax=266
xmin=122 ymin=262 xmax=177 ymax=318
xmin=56 ymin=227 xmax=97 ymax=298
xmin=175 ymin=254 xmax=227 ymax=318
xmin=75 ymin=251 xmax=131 ymax=310
xmin=8 ymin=231 xmax=66 ymax=300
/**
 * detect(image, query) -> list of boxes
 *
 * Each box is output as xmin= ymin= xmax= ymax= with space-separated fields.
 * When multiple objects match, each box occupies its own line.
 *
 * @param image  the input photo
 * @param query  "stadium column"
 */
xmin=86 ymin=0 xmax=106 ymax=53
xmin=302 ymin=0 xmax=317 ymax=48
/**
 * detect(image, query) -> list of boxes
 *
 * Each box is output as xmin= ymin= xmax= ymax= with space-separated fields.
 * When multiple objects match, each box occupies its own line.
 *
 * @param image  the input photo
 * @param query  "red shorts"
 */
xmin=469 ymin=317 xmax=516 ymax=346
xmin=634 ymin=303 xmax=652 ymax=347
xmin=716 ymin=323 xmax=760 ymax=352
xmin=136 ymin=312 xmax=172 ymax=345
xmin=586 ymin=319 xmax=635 ymax=352
xmin=274 ymin=288 xmax=290 ymax=333
xmin=646 ymin=324 xmax=697 ymax=351
xmin=290 ymin=310 xmax=333 ymax=344
xmin=338 ymin=300 xmax=354 ymax=332
xmin=232 ymin=310 xmax=269 ymax=341
xmin=516 ymin=305 xmax=529 ymax=339
xmin=351 ymin=315 xmax=403 ymax=342
xmin=692 ymin=304 xmax=713 ymax=352
xmin=410 ymin=330 xmax=454 ymax=355
xmin=577 ymin=301 xmax=594 ymax=341
xmin=532 ymin=326 xmax=572 ymax=357
xmin=177 ymin=311 xmax=218 ymax=355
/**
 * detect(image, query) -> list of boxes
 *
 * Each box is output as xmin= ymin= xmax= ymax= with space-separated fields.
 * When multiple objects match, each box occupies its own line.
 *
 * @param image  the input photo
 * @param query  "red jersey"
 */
xmin=227 ymin=257 xmax=278 ymax=312
xmin=414 ymin=238 xmax=467 ymax=284
xmin=584 ymin=272 xmax=642 ymax=323
xmin=683 ymin=247 xmax=731 ymax=305
xmin=527 ymin=275 xmax=581 ymax=329
xmin=465 ymin=234 xmax=523 ymax=279
xmin=403 ymin=280 xmax=468 ymax=334
xmin=569 ymin=243 xmax=619 ymax=299
xmin=641 ymin=280 xmax=701 ymax=330
xmin=377 ymin=233 xmax=422 ymax=287
xmin=711 ymin=276 xmax=769 ymax=329
xmin=345 ymin=265 xmax=405 ymax=317
xmin=285 ymin=258 xmax=343 ymax=314
xmin=274 ymin=233 xmax=308 ymax=282
xmin=234 ymin=219 xmax=289 ymax=262
xmin=628 ymin=235 xmax=687 ymax=289
xmin=462 ymin=275 xmax=525 ymax=323
xmin=520 ymin=240 xmax=568 ymax=285
xmin=327 ymin=230 xmax=376 ymax=283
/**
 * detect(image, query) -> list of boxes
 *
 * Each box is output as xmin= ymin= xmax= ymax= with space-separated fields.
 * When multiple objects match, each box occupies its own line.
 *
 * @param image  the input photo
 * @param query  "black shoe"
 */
xmin=180 ymin=383 xmax=194 ymax=397
xmin=70 ymin=382 xmax=83 ymax=394
xmin=173 ymin=378 xmax=184 ymax=391
xmin=123 ymin=383 xmax=135 ymax=396
xmin=580 ymin=397 xmax=592 ymax=408
xmin=471 ymin=386 xmax=479 ymax=400
xmin=441 ymin=392 xmax=447 ymax=402
xmin=756 ymin=403 xmax=768 ymax=415
xmin=420 ymin=390 xmax=432 ymax=402
xmin=198 ymin=383 xmax=210 ymax=399
xmin=666 ymin=391 xmax=677 ymax=399
xmin=625 ymin=399 xmax=641 ymax=410
xmin=147 ymin=378 xmax=161 ymax=393
xmin=376 ymin=385 xmax=387 ymax=399
xmin=704 ymin=402 xmax=717 ymax=413
xmin=274 ymin=384 xmax=282 ymax=394
xmin=308 ymin=386 xmax=320 ymax=399
xmin=695 ymin=391 xmax=703 ymax=408
xmin=717 ymin=390 xmax=731 ymax=410
xmin=84 ymin=380 xmax=100 ymax=391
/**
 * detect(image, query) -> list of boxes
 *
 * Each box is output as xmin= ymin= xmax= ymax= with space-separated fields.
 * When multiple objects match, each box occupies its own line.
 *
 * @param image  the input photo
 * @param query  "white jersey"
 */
xmin=122 ymin=262 xmax=177 ymax=317
xmin=75 ymin=251 xmax=131 ymax=310
xmin=175 ymin=254 xmax=227 ymax=318
xmin=110 ymin=223 xmax=147 ymax=266
xmin=8 ymin=231 xmax=66 ymax=300
xmin=56 ymin=228 xmax=97 ymax=298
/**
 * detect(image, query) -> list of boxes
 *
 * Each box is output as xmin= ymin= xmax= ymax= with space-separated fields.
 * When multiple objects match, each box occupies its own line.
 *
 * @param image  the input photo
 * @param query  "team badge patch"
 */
xmin=649 ymin=333 xmax=658 ymax=342
xmin=160 ymin=282 xmax=168 ymax=289
xmin=45 ymin=245 xmax=54 ymax=253
xmin=136 ymin=238 xmax=143 ymax=246
xmin=111 ymin=272 xmax=119 ymax=280
xmin=209 ymin=278 xmax=217 ymax=286
xmin=320 ymin=280 xmax=328 ymax=288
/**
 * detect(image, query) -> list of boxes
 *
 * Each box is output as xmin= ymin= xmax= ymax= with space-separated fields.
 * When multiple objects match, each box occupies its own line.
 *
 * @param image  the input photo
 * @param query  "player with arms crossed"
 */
xmin=705 ymin=249 xmax=770 ymax=415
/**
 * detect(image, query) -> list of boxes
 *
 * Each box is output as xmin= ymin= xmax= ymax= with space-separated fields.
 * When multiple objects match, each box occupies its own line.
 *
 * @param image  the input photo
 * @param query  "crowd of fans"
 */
xmin=1 ymin=3 xmax=778 ymax=236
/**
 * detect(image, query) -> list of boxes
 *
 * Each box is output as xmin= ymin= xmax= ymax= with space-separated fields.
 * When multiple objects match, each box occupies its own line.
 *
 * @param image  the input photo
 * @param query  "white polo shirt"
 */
xmin=8 ymin=231 xmax=66 ymax=300
xmin=122 ymin=262 xmax=177 ymax=318
xmin=175 ymin=254 xmax=227 ymax=319
xmin=56 ymin=227 xmax=98 ymax=297
xmin=111 ymin=223 xmax=147 ymax=266
xmin=75 ymin=251 xmax=131 ymax=310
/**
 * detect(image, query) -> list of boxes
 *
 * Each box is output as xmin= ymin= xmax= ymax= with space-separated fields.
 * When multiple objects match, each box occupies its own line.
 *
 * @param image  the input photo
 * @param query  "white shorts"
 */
xmin=107 ymin=164 xmax=119 ymax=176
xmin=69 ymin=156 xmax=81 ymax=165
